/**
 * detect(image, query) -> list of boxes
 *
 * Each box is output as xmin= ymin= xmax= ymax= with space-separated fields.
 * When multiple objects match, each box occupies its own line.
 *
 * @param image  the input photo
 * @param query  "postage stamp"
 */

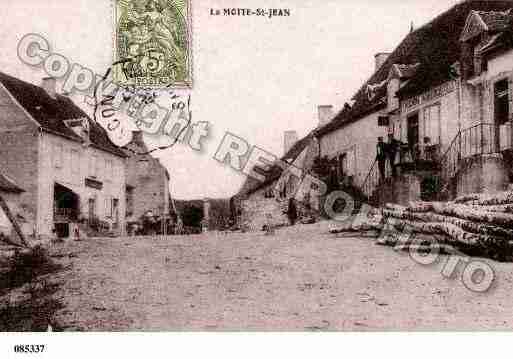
xmin=113 ymin=0 xmax=192 ymax=88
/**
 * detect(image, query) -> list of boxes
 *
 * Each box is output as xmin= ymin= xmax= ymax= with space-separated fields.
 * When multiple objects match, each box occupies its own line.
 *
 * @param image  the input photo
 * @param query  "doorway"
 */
xmin=53 ymin=183 xmax=80 ymax=238
xmin=407 ymin=113 xmax=420 ymax=160
xmin=494 ymin=79 xmax=510 ymax=152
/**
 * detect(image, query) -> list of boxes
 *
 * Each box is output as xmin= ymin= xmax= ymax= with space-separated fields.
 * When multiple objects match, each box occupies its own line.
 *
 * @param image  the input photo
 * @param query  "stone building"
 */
xmin=123 ymin=131 xmax=170 ymax=226
xmin=314 ymin=0 xmax=513 ymax=206
xmin=0 ymin=72 xmax=127 ymax=239
xmin=232 ymin=128 xmax=320 ymax=231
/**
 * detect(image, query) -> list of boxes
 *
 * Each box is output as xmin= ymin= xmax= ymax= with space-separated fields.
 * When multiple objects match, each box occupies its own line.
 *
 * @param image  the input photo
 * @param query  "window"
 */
xmin=377 ymin=116 xmax=390 ymax=127
xmin=495 ymin=79 xmax=511 ymax=151
xmin=105 ymin=196 xmax=112 ymax=218
xmin=263 ymin=188 xmax=274 ymax=198
xmin=407 ymin=113 xmax=420 ymax=159
xmin=112 ymin=198 xmax=119 ymax=225
xmin=407 ymin=113 xmax=419 ymax=146
xmin=105 ymin=159 xmax=113 ymax=182
xmin=138 ymin=158 xmax=150 ymax=173
xmin=96 ymin=157 xmax=103 ymax=178
xmin=54 ymin=143 xmax=63 ymax=169
xmin=338 ymin=154 xmax=347 ymax=180
xmin=126 ymin=188 xmax=134 ymax=216
xmin=423 ymin=104 xmax=441 ymax=145
xmin=88 ymin=197 xmax=96 ymax=219
xmin=71 ymin=149 xmax=80 ymax=177
xmin=494 ymin=79 xmax=509 ymax=126
xmin=63 ymin=148 xmax=71 ymax=179
xmin=89 ymin=154 xmax=98 ymax=177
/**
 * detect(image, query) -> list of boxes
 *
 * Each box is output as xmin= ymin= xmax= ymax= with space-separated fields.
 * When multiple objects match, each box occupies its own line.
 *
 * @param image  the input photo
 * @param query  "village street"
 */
xmin=37 ymin=222 xmax=513 ymax=331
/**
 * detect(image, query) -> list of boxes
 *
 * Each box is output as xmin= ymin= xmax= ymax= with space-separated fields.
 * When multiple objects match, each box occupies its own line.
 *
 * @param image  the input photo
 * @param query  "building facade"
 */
xmin=124 ymin=131 xmax=170 ymax=227
xmin=315 ymin=1 xmax=513 ymax=206
xmin=0 ymin=72 xmax=127 ymax=239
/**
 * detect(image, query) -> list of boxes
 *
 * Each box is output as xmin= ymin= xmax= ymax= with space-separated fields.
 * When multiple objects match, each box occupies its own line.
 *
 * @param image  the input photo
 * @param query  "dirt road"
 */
xmin=48 ymin=222 xmax=513 ymax=331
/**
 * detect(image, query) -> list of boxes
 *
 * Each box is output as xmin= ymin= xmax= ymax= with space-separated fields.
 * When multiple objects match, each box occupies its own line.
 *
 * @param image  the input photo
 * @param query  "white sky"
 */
xmin=0 ymin=0 xmax=460 ymax=199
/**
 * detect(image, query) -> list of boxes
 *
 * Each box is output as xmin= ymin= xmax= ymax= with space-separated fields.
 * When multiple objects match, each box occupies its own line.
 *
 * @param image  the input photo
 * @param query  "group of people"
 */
xmin=376 ymin=134 xmax=402 ymax=180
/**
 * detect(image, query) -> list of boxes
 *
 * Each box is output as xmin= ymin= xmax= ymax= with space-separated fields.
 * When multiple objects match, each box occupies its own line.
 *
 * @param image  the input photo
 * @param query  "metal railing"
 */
xmin=440 ymin=122 xmax=513 ymax=187
xmin=361 ymin=157 xmax=391 ymax=200
xmin=362 ymin=122 xmax=513 ymax=201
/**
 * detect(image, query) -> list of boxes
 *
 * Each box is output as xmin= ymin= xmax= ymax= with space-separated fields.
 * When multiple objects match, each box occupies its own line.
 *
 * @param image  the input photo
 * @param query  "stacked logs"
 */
xmin=329 ymin=191 xmax=513 ymax=261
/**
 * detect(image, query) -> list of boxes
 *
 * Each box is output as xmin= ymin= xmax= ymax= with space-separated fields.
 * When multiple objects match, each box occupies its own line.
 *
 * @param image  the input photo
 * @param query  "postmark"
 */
xmin=114 ymin=0 xmax=192 ymax=88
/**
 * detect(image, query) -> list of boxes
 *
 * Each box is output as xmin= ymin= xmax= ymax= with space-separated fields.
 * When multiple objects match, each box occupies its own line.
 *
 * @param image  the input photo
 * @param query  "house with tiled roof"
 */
xmin=314 ymin=0 xmax=513 ymax=206
xmin=0 ymin=72 xmax=127 ymax=239
xmin=123 ymin=130 xmax=171 ymax=233
xmin=231 ymin=107 xmax=332 ymax=231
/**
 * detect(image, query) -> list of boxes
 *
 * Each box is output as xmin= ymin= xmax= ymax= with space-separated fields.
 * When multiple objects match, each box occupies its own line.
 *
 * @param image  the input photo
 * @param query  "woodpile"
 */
xmin=329 ymin=191 xmax=513 ymax=261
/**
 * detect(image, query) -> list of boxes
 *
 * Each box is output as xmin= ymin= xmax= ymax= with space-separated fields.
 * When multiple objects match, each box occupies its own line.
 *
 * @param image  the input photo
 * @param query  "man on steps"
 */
xmin=376 ymin=136 xmax=387 ymax=181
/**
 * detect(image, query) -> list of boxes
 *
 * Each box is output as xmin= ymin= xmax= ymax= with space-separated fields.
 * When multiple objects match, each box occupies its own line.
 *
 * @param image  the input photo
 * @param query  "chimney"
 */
xmin=284 ymin=130 xmax=298 ymax=155
xmin=318 ymin=105 xmax=334 ymax=127
xmin=374 ymin=52 xmax=391 ymax=72
xmin=41 ymin=77 xmax=57 ymax=99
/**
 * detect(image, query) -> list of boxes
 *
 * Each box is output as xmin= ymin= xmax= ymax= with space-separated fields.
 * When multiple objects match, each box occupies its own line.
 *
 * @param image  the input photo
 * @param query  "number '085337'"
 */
xmin=14 ymin=344 xmax=46 ymax=353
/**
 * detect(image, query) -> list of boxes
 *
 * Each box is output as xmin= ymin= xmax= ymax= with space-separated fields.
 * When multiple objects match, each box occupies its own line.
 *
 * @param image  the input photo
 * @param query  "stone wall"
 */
xmin=239 ymin=185 xmax=288 ymax=231
xmin=456 ymin=154 xmax=508 ymax=197
xmin=238 ymin=183 xmax=319 ymax=232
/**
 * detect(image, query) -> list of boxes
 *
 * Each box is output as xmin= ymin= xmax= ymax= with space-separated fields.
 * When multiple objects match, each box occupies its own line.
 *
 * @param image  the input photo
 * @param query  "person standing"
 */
xmin=387 ymin=133 xmax=400 ymax=177
xmin=286 ymin=197 xmax=298 ymax=226
xmin=376 ymin=136 xmax=387 ymax=180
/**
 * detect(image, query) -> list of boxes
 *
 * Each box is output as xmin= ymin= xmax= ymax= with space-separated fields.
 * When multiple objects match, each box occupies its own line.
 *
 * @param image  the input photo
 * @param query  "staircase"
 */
xmin=361 ymin=158 xmax=394 ymax=206
xmin=360 ymin=122 xmax=513 ymax=204
xmin=439 ymin=122 xmax=512 ymax=199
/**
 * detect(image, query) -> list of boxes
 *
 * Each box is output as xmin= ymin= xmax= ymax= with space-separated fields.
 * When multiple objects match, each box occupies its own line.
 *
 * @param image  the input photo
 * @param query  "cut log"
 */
xmin=407 ymin=202 xmax=434 ymax=213
xmin=432 ymin=202 xmax=513 ymax=229
xmin=384 ymin=203 xmax=407 ymax=212
xmin=387 ymin=219 xmax=503 ymax=247
xmin=382 ymin=209 xmax=513 ymax=239
xmin=454 ymin=191 xmax=513 ymax=206
xmin=467 ymin=204 xmax=513 ymax=213
xmin=329 ymin=221 xmax=383 ymax=234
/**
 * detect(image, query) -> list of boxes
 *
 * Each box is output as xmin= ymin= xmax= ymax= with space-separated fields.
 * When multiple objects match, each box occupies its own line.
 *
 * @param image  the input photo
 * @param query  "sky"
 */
xmin=0 ymin=0 xmax=461 ymax=199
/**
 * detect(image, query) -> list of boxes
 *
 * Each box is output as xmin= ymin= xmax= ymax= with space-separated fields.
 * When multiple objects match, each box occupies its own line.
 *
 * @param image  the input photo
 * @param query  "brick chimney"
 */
xmin=41 ymin=77 xmax=57 ymax=99
xmin=284 ymin=130 xmax=298 ymax=155
xmin=374 ymin=52 xmax=391 ymax=72
xmin=318 ymin=105 xmax=334 ymax=127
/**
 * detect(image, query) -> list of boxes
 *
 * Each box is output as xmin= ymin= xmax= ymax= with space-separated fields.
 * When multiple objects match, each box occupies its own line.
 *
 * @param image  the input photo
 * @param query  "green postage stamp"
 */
xmin=114 ymin=0 xmax=192 ymax=88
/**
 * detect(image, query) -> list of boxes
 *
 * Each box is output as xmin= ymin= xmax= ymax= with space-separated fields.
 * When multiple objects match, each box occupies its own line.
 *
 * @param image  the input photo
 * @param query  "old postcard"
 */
xmin=2 ymin=0 xmax=513 ymax=355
